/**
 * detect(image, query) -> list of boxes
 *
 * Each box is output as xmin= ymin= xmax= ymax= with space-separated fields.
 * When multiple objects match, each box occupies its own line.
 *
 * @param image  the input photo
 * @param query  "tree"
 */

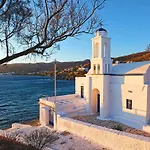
xmin=145 ymin=44 xmax=150 ymax=51
xmin=0 ymin=0 xmax=106 ymax=65
xmin=0 ymin=0 xmax=32 ymax=64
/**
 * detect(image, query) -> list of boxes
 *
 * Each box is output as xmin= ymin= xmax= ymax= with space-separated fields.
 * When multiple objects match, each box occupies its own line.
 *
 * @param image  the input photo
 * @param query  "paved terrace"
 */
xmin=39 ymin=94 xmax=89 ymax=117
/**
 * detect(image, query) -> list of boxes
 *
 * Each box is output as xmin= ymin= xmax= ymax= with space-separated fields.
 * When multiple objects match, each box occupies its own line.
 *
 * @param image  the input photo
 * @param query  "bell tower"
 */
xmin=90 ymin=28 xmax=112 ymax=75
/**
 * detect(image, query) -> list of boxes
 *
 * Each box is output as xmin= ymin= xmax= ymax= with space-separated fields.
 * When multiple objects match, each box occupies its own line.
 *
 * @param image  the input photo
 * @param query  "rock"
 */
xmin=60 ymin=141 xmax=66 ymax=145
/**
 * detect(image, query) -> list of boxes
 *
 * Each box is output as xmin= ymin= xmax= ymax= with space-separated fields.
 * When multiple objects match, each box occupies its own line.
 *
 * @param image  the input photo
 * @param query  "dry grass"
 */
xmin=60 ymin=131 xmax=71 ymax=136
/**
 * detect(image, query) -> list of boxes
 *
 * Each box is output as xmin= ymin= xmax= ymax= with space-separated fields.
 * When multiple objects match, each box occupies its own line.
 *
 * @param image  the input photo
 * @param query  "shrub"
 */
xmin=0 ymin=135 xmax=38 ymax=150
xmin=23 ymin=128 xmax=58 ymax=150
xmin=113 ymin=124 xmax=123 ymax=131
xmin=1 ymin=130 xmax=21 ymax=142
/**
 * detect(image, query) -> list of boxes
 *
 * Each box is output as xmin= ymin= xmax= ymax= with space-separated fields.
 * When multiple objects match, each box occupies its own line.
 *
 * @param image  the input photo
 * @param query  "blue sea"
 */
xmin=0 ymin=75 xmax=75 ymax=129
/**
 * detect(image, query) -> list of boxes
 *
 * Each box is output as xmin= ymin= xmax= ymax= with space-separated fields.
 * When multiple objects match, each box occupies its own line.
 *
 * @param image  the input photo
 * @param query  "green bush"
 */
xmin=113 ymin=124 xmax=123 ymax=131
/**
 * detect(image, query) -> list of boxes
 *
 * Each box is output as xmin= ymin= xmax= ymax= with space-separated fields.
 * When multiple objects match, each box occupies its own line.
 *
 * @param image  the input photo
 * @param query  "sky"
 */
xmin=1 ymin=0 xmax=150 ymax=63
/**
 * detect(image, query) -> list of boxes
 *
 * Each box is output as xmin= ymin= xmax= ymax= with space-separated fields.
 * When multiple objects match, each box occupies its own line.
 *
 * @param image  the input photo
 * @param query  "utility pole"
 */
xmin=54 ymin=59 xmax=57 ymax=129
xmin=54 ymin=59 xmax=57 ymax=101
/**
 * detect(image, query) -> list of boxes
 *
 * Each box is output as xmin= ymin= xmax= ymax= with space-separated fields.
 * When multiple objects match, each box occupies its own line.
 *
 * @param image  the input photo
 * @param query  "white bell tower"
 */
xmin=90 ymin=28 xmax=112 ymax=75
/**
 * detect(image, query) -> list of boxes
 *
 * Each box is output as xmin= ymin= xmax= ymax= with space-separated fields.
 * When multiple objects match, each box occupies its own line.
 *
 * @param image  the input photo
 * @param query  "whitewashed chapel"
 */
xmin=39 ymin=28 xmax=150 ymax=131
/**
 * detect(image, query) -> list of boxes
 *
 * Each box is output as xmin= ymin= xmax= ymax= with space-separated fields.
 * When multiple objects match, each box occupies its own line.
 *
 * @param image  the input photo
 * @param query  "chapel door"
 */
xmin=97 ymin=94 xmax=100 ymax=113
xmin=81 ymin=86 xmax=84 ymax=98
xmin=49 ymin=109 xmax=54 ymax=126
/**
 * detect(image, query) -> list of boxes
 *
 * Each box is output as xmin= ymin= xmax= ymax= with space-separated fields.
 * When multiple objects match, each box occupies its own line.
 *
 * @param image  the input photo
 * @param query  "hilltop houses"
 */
xmin=39 ymin=28 xmax=150 ymax=131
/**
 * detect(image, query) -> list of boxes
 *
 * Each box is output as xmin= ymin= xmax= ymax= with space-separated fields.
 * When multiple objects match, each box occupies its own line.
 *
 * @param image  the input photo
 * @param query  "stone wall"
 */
xmin=57 ymin=116 xmax=150 ymax=150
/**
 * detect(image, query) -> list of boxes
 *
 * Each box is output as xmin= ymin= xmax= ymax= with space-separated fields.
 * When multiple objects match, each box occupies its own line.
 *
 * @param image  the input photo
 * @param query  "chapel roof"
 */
xmin=111 ymin=61 xmax=150 ymax=75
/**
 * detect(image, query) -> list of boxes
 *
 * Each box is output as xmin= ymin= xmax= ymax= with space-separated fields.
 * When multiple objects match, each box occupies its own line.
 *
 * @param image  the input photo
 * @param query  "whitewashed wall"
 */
xmin=75 ymin=77 xmax=87 ymax=98
xmin=146 ymin=85 xmax=150 ymax=123
xmin=57 ymin=116 xmax=150 ymax=150
xmin=144 ymin=67 xmax=150 ymax=83
xmin=110 ymin=75 xmax=149 ymax=129
xmin=124 ymin=76 xmax=144 ymax=84
xmin=122 ymin=75 xmax=148 ymax=126
xmin=89 ymin=75 xmax=104 ymax=116
xmin=40 ymin=103 xmax=45 ymax=125
xmin=39 ymin=103 xmax=50 ymax=126
xmin=103 ymin=75 xmax=111 ymax=118
xmin=110 ymin=76 xmax=124 ymax=117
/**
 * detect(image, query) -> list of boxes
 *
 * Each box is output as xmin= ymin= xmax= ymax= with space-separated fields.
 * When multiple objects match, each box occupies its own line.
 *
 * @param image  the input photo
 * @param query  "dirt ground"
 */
xmin=1 ymin=125 xmax=109 ymax=150
xmin=49 ymin=131 xmax=109 ymax=150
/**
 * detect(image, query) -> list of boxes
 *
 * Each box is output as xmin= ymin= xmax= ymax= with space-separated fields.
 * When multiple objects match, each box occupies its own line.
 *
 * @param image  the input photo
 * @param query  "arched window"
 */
xmin=97 ymin=64 xmax=100 ymax=74
xmin=94 ymin=43 xmax=99 ymax=58
xmin=105 ymin=64 xmax=107 ymax=74
xmin=108 ymin=64 xmax=110 ymax=73
xmin=104 ymin=43 xmax=107 ymax=58
xmin=93 ymin=64 xmax=96 ymax=74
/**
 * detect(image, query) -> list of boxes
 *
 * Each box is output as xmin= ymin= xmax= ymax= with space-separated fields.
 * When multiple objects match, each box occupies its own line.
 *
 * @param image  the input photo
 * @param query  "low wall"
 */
xmin=57 ymin=116 xmax=150 ymax=150
xmin=12 ymin=123 xmax=32 ymax=129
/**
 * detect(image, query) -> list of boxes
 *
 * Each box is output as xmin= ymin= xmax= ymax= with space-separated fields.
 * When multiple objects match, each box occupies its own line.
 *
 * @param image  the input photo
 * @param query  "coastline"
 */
xmin=22 ymin=119 xmax=40 ymax=127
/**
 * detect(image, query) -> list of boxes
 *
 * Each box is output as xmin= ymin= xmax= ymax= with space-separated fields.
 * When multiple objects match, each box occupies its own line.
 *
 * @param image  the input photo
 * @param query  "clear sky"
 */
xmin=2 ymin=0 xmax=150 ymax=63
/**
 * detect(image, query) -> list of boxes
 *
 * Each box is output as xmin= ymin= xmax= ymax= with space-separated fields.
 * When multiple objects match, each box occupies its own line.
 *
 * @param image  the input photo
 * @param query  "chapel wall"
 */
xmin=110 ymin=76 xmax=124 ymax=117
xmin=144 ymin=67 xmax=150 ymax=83
xmin=103 ymin=75 xmax=111 ymax=118
xmin=124 ymin=76 xmax=144 ymax=84
xmin=121 ymin=83 xmax=148 ymax=123
xmin=75 ymin=77 xmax=87 ymax=99
xmin=110 ymin=75 xmax=148 ymax=127
xmin=146 ymin=85 xmax=150 ymax=123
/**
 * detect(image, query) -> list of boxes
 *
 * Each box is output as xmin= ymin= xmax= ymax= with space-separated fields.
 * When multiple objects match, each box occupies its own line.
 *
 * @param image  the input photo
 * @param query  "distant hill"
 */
xmin=0 ymin=59 xmax=90 ymax=75
xmin=1 ymin=50 xmax=150 ymax=75
xmin=113 ymin=51 xmax=150 ymax=63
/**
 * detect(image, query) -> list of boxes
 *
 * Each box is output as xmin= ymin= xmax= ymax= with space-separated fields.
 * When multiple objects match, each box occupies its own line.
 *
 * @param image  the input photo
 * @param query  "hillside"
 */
xmin=113 ymin=51 xmax=150 ymax=63
xmin=0 ymin=50 xmax=150 ymax=79
xmin=0 ymin=59 xmax=90 ymax=75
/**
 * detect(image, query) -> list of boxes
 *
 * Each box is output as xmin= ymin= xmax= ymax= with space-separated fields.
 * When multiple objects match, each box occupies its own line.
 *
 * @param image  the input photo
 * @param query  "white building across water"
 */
xmin=39 ymin=28 xmax=150 ymax=131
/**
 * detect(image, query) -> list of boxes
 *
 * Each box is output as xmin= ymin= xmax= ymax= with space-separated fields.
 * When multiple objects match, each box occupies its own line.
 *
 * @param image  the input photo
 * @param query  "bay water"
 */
xmin=0 ymin=75 xmax=75 ymax=129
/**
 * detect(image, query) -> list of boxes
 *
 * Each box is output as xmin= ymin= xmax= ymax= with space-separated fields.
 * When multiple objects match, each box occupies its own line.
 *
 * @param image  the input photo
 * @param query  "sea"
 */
xmin=0 ymin=75 xmax=75 ymax=129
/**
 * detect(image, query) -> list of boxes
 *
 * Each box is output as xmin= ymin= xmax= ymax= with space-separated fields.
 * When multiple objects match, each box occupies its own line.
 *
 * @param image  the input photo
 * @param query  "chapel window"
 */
xmin=104 ymin=43 xmax=107 ymax=58
xmin=94 ymin=43 xmax=99 ymax=58
xmin=94 ymin=65 xmax=96 ymax=74
xmin=105 ymin=64 xmax=107 ymax=74
xmin=108 ymin=64 xmax=110 ymax=73
xmin=126 ymin=99 xmax=132 ymax=110
xmin=97 ymin=65 xmax=100 ymax=74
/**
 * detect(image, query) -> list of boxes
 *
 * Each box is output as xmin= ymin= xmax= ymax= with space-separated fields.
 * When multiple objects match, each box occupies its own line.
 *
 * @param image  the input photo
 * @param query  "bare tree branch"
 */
xmin=0 ymin=0 xmax=6 ymax=9
xmin=0 ymin=0 xmax=106 ymax=65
